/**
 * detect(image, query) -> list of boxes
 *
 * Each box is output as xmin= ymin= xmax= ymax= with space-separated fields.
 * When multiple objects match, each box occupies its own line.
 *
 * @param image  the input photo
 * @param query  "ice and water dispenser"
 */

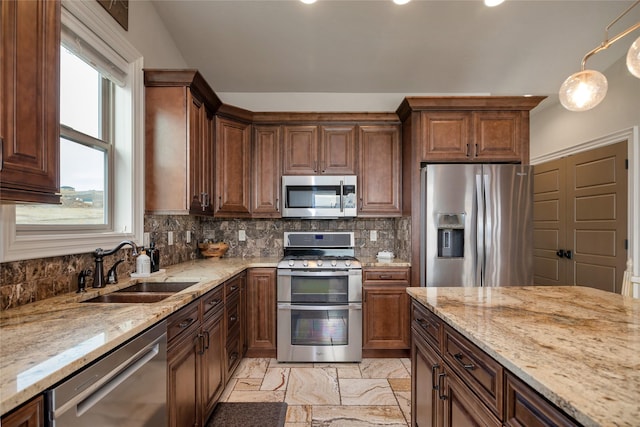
xmin=436 ymin=213 xmax=465 ymax=258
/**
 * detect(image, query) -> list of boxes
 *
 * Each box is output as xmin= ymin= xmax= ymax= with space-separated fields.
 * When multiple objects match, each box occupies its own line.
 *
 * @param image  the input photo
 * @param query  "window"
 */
xmin=0 ymin=1 xmax=144 ymax=262
xmin=16 ymin=46 xmax=113 ymax=227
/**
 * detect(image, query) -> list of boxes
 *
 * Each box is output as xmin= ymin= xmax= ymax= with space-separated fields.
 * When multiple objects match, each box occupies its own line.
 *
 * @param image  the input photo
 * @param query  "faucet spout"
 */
xmin=93 ymin=240 xmax=139 ymax=288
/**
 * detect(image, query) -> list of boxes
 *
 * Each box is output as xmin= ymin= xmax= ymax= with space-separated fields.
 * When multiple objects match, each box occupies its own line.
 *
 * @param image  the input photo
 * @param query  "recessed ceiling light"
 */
xmin=300 ymin=0 xmax=317 ymax=4
xmin=484 ymin=0 xmax=505 ymax=6
xmin=393 ymin=0 xmax=411 ymax=4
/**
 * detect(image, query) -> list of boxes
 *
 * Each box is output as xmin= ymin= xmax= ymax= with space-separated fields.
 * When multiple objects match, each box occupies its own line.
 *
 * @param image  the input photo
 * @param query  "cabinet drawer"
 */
xmin=224 ymin=276 xmax=242 ymax=301
xmin=505 ymin=372 xmax=579 ymax=427
xmin=412 ymin=301 xmax=442 ymax=351
xmin=167 ymin=300 xmax=200 ymax=343
xmin=443 ymin=325 xmax=503 ymax=419
xmin=363 ymin=268 xmax=410 ymax=283
xmin=225 ymin=331 xmax=242 ymax=375
xmin=202 ymin=286 xmax=224 ymax=319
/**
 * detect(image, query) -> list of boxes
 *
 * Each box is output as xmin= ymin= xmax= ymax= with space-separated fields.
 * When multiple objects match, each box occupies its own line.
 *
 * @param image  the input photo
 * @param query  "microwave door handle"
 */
xmin=340 ymin=180 xmax=344 ymax=213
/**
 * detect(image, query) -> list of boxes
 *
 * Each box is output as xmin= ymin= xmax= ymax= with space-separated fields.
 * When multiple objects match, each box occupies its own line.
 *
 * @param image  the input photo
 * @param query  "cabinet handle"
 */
xmin=556 ymin=249 xmax=565 ymax=258
xmin=432 ymin=364 xmax=440 ymax=391
xmin=207 ymin=298 xmax=222 ymax=307
xmin=474 ymin=143 xmax=478 ymax=157
xmin=196 ymin=333 xmax=205 ymax=355
xmin=276 ymin=198 xmax=279 ymax=212
xmin=178 ymin=318 xmax=195 ymax=329
xmin=1 ymin=136 xmax=4 ymax=169
xmin=203 ymin=331 xmax=210 ymax=350
xmin=466 ymin=143 xmax=470 ymax=157
xmin=416 ymin=318 xmax=430 ymax=331
xmin=230 ymin=285 xmax=238 ymax=292
xmin=359 ymin=198 xmax=363 ymax=210
xmin=229 ymin=351 xmax=239 ymax=363
xmin=229 ymin=314 xmax=237 ymax=323
xmin=314 ymin=160 xmax=318 ymax=173
xmin=454 ymin=352 xmax=475 ymax=370
xmin=378 ymin=274 xmax=391 ymax=279
xmin=438 ymin=373 xmax=447 ymax=400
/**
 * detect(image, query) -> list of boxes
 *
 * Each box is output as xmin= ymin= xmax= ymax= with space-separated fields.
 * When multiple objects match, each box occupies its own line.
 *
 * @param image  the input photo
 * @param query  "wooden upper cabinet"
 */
xmin=252 ymin=125 xmax=281 ymax=217
xmin=1 ymin=0 xmax=60 ymax=204
xmin=473 ymin=111 xmax=522 ymax=161
xmin=282 ymin=125 xmax=356 ymax=175
xmin=421 ymin=111 xmax=471 ymax=160
xmin=421 ymin=110 xmax=522 ymax=162
xmin=358 ymin=125 xmax=401 ymax=216
xmin=282 ymin=125 xmax=318 ymax=174
xmin=144 ymin=70 xmax=220 ymax=215
xmin=215 ymin=116 xmax=251 ymax=217
xmin=320 ymin=125 xmax=357 ymax=174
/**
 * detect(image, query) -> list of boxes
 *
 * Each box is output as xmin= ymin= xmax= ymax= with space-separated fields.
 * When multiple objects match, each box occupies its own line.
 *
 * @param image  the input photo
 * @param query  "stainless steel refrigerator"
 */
xmin=420 ymin=164 xmax=533 ymax=287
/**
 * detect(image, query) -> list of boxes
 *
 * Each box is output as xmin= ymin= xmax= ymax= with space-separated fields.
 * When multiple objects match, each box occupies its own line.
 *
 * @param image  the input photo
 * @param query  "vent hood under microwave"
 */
xmin=282 ymin=175 xmax=357 ymax=218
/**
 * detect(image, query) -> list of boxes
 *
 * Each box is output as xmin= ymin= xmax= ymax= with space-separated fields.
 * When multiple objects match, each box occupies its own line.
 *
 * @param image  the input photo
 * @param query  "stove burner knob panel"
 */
xmin=331 ymin=260 xmax=337 ymax=267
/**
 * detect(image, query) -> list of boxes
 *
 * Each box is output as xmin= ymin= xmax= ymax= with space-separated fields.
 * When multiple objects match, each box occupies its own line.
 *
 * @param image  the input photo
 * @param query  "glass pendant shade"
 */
xmin=559 ymin=69 xmax=608 ymax=112
xmin=627 ymin=35 xmax=640 ymax=78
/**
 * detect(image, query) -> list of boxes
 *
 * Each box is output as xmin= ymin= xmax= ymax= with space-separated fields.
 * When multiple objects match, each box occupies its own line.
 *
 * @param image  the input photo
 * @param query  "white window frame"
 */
xmin=0 ymin=0 xmax=144 ymax=262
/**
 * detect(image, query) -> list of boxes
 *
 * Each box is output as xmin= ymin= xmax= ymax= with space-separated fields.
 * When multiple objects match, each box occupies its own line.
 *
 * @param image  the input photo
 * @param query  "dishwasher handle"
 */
xmin=75 ymin=342 xmax=159 ymax=416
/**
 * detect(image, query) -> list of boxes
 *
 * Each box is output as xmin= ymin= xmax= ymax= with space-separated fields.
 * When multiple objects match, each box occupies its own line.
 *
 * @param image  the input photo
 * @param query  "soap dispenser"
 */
xmin=148 ymin=241 xmax=160 ymax=273
xmin=136 ymin=249 xmax=151 ymax=275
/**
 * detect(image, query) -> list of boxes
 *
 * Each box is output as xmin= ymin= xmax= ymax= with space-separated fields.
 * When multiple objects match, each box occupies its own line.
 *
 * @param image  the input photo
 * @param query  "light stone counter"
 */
xmin=0 ymin=257 xmax=279 ymax=416
xmin=358 ymin=257 xmax=411 ymax=268
xmin=406 ymin=286 xmax=640 ymax=427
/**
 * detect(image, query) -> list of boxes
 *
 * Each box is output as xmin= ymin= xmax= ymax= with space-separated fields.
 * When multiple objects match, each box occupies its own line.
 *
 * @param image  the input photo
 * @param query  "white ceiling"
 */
xmin=150 ymin=0 xmax=640 ymax=111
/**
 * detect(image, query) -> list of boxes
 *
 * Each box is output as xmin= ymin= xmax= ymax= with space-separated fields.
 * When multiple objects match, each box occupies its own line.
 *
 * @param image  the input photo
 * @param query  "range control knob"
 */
xmin=331 ymin=260 xmax=338 ymax=267
xmin=303 ymin=260 xmax=309 ymax=267
xmin=317 ymin=260 xmax=323 ymax=266
xmin=288 ymin=259 xmax=295 ymax=267
xmin=345 ymin=260 xmax=352 ymax=267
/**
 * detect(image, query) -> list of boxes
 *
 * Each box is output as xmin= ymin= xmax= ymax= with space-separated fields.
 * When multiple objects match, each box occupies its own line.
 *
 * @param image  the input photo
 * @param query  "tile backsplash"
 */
xmin=0 ymin=215 xmax=411 ymax=310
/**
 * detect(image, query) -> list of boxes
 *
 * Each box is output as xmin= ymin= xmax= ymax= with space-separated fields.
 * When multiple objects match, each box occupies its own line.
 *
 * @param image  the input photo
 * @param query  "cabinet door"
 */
xmin=215 ymin=116 xmax=251 ymax=216
xmin=1 ymin=0 xmax=60 ymax=204
xmin=363 ymin=286 xmax=410 ymax=350
xmin=201 ymin=311 xmax=225 ymax=424
xmin=246 ymin=268 xmax=277 ymax=357
xmin=412 ymin=331 xmax=442 ymax=427
xmin=442 ymin=368 xmax=502 ymax=427
xmin=282 ymin=125 xmax=318 ymax=174
xmin=421 ymin=111 xmax=471 ymax=161
xmin=1 ymin=395 xmax=44 ymax=427
xmin=167 ymin=332 xmax=200 ymax=427
xmin=472 ymin=111 xmax=522 ymax=161
xmin=252 ymin=125 xmax=281 ymax=217
xmin=188 ymin=94 xmax=205 ymax=213
xmin=358 ymin=125 xmax=401 ymax=216
xmin=320 ymin=125 xmax=356 ymax=175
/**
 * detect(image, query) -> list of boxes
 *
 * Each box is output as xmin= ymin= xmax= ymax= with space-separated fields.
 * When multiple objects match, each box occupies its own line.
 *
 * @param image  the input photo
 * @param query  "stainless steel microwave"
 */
xmin=281 ymin=175 xmax=357 ymax=218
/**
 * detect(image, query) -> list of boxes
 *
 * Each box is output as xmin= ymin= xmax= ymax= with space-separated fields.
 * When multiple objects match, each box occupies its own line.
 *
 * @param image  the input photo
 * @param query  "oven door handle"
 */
xmin=278 ymin=303 xmax=362 ymax=311
xmin=277 ymin=270 xmax=356 ymax=277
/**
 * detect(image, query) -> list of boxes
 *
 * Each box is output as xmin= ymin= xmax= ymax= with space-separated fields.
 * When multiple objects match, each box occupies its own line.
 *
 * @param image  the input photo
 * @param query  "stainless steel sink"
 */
xmin=115 ymin=281 xmax=197 ymax=293
xmin=84 ymin=293 xmax=173 ymax=303
xmin=83 ymin=281 xmax=198 ymax=303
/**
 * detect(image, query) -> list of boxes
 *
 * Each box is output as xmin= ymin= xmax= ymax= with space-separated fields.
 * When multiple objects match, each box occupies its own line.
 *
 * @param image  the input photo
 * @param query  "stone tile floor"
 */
xmin=219 ymin=357 xmax=412 ymax=426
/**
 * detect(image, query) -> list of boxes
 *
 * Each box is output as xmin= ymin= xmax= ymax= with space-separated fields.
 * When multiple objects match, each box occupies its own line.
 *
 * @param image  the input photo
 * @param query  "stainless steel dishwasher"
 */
xmin=46 ymin=321 xmax=167 ymax=427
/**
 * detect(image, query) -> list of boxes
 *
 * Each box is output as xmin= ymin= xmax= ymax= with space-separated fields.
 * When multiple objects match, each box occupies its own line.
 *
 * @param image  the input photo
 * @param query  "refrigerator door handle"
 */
xmin=475 ymin=173 xmax=485 ymax=287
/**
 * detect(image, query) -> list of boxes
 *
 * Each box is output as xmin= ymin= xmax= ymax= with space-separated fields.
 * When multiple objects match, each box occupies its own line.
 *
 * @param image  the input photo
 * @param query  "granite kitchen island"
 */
xmin=407 ymin=286 xmax=640 ymax=427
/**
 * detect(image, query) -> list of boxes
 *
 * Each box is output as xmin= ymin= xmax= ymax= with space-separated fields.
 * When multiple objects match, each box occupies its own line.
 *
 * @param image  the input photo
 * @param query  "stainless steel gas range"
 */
xmin=277 ymin=232 xmax=362 ymax=363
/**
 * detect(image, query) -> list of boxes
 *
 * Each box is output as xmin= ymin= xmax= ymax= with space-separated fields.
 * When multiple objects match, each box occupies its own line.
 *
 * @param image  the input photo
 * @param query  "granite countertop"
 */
xmin=406 ymin=286 xmax=640 ymax=427
xmin=0 ymin=257 xmax=279 ymax=416
xmin=358 ymin=257 xmax=411 ymax=268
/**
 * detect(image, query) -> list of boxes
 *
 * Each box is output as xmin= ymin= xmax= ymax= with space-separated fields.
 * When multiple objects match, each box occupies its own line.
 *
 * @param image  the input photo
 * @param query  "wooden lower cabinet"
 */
xmin=0 ymin=395 xmax=44 ymax=427
xmin=363 ymin=267 xmax=410 ymax=357
xmin=411 ymin=300 xmax=580 ymax=427
xmin=246 ymin=268 xmax=277 ymax=357
xmin=167 ymin=282 xmax=231 ymax=427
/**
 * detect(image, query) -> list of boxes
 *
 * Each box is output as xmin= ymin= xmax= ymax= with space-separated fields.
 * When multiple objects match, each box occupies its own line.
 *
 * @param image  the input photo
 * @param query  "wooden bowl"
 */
xmin=198 ymin=242 xmax=229 ymax=258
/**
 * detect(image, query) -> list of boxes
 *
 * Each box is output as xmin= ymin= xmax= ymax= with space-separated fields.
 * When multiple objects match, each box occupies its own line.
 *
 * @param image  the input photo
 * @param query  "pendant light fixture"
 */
xmin=559 ymin=0 xmax=640 ymax=112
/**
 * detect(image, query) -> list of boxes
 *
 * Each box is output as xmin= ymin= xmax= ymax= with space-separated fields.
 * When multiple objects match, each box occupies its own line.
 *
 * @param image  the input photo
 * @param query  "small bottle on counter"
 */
xmin=136 ymin=249 xmax=151 ymax=275
xmin=148 ymin=242 xmax=160 ymax=273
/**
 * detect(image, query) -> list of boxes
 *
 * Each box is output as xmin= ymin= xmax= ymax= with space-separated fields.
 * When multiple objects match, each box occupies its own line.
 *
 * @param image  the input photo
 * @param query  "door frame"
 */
xmin=531 ymin=126 xmax=639 ymax=297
